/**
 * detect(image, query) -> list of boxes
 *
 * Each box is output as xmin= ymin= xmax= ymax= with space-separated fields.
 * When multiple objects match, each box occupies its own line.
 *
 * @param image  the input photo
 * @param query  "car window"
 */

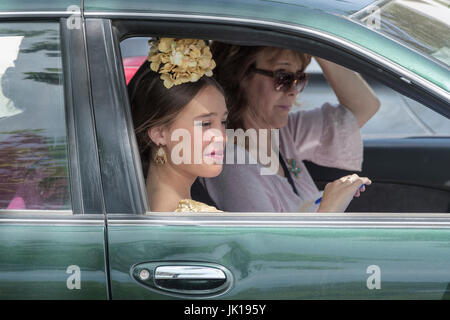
xmin=0 ymin=22 xmax=71 ymax=211
xmin=120 ymin=37 xmax=150 ymax=84
xmin=301 ymin=60 xmax=450 ymax=139
xmin=355 ymin=0 xmax=450 ymax=67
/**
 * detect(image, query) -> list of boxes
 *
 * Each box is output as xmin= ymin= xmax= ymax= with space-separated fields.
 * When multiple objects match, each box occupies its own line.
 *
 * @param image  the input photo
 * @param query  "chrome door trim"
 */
xmin=84 ymin=11 xmax=450 ymax=102
xmin=0 ymin=213 xmax=105 ymax=226
xmin=0 ymin=210 xmax=72 ymax=216
xmin=0 ymin=11 xmax=75 ymax=18
xmin=106 ymin=213 xmax=450 ymax=229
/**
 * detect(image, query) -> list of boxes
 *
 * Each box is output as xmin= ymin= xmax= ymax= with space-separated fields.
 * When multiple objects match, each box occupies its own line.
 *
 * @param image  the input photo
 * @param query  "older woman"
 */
xmin=197 ymin=43 xmax=380 ymax=212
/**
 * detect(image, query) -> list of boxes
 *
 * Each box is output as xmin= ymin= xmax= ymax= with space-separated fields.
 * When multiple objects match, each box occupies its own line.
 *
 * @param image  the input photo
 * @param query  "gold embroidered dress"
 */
xmin=174 ymin=199 xmax=222 ymax=212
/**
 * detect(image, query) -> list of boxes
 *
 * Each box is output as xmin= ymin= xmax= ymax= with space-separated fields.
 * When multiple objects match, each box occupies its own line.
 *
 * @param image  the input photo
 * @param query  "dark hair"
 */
xmin=128 ymin=60 xmax=224 ymax=177
xmin=210 ymin=42 xmax=311 ymax=130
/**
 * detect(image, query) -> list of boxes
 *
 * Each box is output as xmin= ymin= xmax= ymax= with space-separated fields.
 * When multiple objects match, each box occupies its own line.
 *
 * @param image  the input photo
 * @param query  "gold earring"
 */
xmin=153 ymin=144 xmax=167 ymax=165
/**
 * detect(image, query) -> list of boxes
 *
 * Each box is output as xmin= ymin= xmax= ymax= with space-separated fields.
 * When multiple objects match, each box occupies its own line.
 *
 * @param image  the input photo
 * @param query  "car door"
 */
xmin=84 ymin=12 xmax=450 ymax=300
xmin=0 ymin=13 xmax=108 ymax=299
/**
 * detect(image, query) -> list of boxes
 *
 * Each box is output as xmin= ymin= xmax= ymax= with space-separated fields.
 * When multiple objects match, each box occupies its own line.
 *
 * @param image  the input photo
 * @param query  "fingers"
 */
xmin=359 ymin=177 xmax=372 ymax=186
xmin=340 ymin=174 xmax=371 ymax=186
xmin=354 ymin=183 xmax=368 ymax=197
xmin=339 ymin=175 xmax=354 ymax=183
xmin=320 ymin=174 xmax=372 ymax=213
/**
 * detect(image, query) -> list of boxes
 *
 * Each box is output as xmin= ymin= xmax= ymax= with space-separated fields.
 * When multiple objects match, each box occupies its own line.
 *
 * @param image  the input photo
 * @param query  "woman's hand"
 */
xmin=317 ymin=174 xmax=372 ymax=213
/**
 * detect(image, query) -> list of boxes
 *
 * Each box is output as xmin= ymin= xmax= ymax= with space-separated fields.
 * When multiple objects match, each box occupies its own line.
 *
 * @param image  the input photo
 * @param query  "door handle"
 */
xmin=131 ymin=262 xmax=233 ymax=298
xmin=155 ymin=265 xmax=226 ymax=280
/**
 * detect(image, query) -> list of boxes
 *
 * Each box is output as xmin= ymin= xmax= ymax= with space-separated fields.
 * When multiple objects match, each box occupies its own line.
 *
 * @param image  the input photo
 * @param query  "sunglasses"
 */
xmin=249 ymin=66 xmax=309 ymax=92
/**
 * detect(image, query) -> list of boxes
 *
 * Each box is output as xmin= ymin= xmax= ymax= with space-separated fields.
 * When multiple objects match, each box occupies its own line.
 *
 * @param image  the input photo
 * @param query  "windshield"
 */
xmin=354 ymin=0 xmax=450 ymax=67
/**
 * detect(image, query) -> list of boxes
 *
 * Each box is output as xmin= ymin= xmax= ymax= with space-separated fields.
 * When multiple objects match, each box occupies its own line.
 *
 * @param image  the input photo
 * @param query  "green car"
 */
xmin=0 ymin=0 xmax=449 ymax=300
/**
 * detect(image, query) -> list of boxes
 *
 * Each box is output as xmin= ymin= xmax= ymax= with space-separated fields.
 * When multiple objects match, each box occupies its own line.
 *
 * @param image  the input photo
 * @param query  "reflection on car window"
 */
xmin=0 ymin=22 xmax=70 ymax=211
xmin=301 ymin=60 xmax=450 ymax=139
xmin=357 ymin=0 xmax=450 ymax=67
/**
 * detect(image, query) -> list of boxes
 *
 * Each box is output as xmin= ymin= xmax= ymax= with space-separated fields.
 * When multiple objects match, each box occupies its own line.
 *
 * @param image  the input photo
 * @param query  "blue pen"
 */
xmin=315 ymin=184 xmax=365 ymax=205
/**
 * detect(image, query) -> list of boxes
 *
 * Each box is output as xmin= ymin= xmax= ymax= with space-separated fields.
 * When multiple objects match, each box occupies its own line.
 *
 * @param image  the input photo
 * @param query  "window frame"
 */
xmin=61 ymin=17 xmax=106 ymax=215
xmin=86 ymin=16 xmax=450 ymax=219
xmin=0 ymin=16 xmax=106 ymax=216
xmin=85 ymin=18 xmax=147 ymax=215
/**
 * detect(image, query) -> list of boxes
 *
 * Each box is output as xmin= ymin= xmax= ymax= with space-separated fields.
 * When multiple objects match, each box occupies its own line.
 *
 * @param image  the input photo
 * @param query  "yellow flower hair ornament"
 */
xmin=147 ymin=38 xmax=216 ymax=89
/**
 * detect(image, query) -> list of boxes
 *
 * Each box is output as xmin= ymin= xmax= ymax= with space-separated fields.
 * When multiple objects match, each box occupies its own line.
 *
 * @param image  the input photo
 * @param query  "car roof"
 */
xmin=0 ymin=0 xmax=377 ymax=16
xmin=83 ymin=0 xmax=378 ymax=17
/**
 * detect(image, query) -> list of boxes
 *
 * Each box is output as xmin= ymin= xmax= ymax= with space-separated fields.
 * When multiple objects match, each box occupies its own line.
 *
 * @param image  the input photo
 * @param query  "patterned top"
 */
xmin=200 ymin=103 xmax=363 ymax=212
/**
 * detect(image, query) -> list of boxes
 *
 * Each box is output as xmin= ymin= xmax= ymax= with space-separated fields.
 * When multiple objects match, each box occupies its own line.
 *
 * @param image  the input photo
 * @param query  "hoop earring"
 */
xmin=153 ymin=144 xmax=167 ymax=165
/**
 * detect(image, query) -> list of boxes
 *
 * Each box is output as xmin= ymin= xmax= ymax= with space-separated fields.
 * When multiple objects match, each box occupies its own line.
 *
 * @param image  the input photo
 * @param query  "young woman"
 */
xmin=128 ymin=38 xmax=227 ymax=212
